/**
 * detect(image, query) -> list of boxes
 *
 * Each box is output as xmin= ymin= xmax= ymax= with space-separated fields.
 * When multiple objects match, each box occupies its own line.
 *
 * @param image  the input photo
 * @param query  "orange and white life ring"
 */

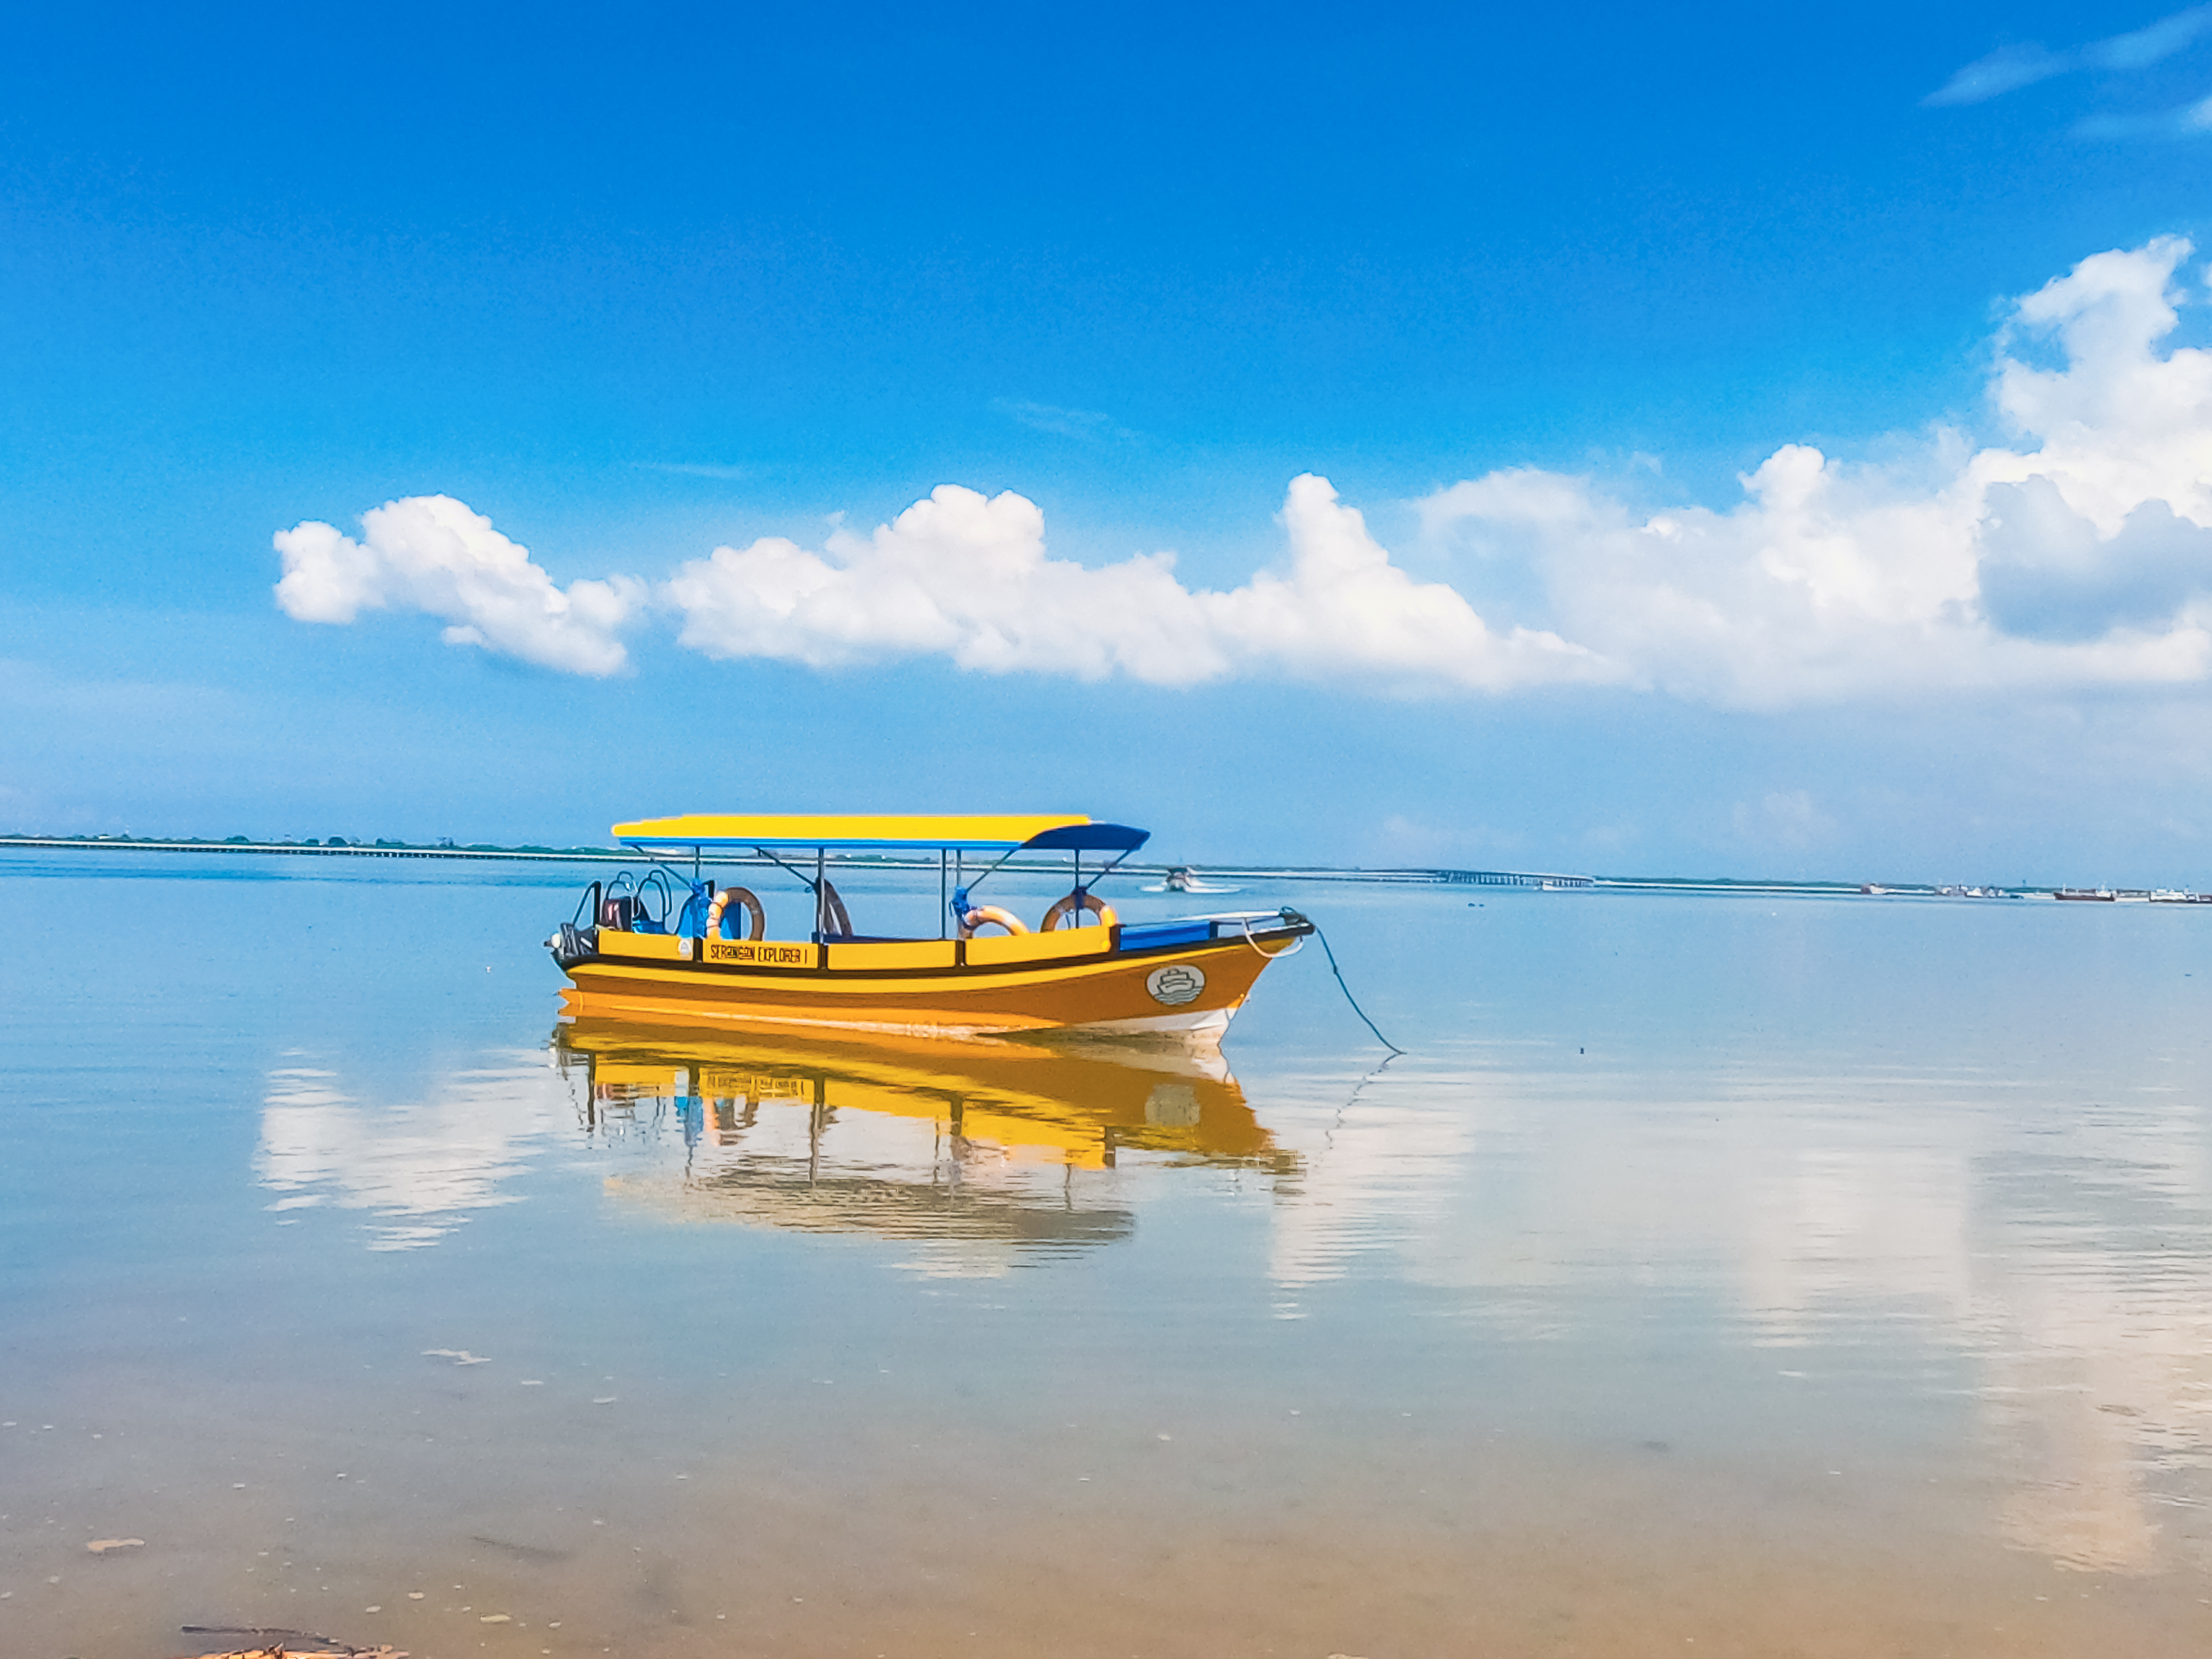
xmin=960 ymin=905 xmax=1030 ymax=938
xmin=1040 ymin=891 xmax=1118 ymax=931
xmin=706 ymin=886 xmax=765 ymax=941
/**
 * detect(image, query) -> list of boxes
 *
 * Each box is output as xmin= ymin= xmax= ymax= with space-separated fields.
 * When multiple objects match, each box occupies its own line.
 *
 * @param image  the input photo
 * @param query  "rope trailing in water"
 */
xmin=1286 ymin=909 xmax=1405 ymax=1054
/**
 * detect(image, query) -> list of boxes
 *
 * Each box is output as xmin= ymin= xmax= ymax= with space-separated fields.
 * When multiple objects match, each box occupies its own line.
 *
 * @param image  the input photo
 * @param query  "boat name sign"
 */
xmin=708 ymin=940 xmax=816 ymax=966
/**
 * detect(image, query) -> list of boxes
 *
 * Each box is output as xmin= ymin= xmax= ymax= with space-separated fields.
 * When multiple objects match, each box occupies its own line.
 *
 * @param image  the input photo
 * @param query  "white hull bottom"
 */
xmin=1060 ymin=1005 xmax=1235 ymax=1040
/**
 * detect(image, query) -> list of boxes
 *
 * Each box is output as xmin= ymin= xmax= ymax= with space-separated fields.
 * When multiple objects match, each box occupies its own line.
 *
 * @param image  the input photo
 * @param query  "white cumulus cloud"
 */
xmin=273 ymin=237 xmax=2212 ymax=708
xmin=274 ymin=494 xmax=643 ymax=676
xmin=664 ymin=473 xmax=1609 ymax=691
xmin=1416 ymin=236 xmax=2212 ymax=708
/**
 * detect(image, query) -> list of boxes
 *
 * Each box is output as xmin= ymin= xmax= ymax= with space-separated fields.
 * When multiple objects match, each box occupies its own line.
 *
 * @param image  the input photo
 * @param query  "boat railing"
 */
xmin=1117 ymin=910 xmax=1308 ymax=951
xmin=561 ymin=857 xmax=1312 ymax=961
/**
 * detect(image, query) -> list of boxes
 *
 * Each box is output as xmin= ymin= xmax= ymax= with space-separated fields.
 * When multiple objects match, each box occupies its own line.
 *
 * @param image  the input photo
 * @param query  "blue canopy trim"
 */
xmin=1018 ymin=823 xmax=1151 ymax=853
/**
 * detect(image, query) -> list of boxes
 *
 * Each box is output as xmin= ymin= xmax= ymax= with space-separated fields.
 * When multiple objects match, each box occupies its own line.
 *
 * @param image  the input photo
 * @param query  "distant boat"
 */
xmin=2055 ymin=888 xmax=2116 ymax=901
xmin=1142 ymin=865 xmax=1240 ymax=895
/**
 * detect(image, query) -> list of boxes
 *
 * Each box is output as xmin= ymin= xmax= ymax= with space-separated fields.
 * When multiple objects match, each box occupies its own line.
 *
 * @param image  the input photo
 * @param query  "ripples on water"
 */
xmin=3 ymin=854 xmax=2210 ymax=1656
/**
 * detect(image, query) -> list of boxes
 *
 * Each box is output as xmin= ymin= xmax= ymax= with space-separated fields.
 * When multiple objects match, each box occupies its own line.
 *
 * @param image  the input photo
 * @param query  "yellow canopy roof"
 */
xmin=613 ymin=813 xmax=1093 ymax=851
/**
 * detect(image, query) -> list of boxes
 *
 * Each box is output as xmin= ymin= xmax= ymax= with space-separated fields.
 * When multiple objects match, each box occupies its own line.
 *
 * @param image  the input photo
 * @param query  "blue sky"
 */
xmin=5 ymin=2 xmax=2212 ymax=881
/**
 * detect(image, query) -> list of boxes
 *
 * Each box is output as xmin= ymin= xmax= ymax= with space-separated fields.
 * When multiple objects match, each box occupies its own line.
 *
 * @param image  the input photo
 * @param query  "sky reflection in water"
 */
xmin=3 ymin=855 xmax=2210 ymax=1655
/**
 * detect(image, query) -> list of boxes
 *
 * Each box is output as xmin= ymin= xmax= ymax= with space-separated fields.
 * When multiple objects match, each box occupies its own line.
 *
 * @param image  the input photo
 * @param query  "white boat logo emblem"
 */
xmin=1146 ymin=964 xmax=1206 ymax=1006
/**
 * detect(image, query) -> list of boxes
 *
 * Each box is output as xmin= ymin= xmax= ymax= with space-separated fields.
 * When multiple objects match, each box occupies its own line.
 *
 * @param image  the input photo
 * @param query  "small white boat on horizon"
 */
xmin=1143 ymin=865 xmax=1240 ymax=895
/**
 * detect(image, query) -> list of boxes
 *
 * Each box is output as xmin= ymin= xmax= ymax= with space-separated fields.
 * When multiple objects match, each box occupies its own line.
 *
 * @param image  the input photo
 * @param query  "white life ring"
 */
xmin=706 ymin=886 xmax=765 ymax=941
xmin=960 ymin=905 xmax=1030 ymax=938
xmin=1040 ymin=891 xmax=1118 ymax=931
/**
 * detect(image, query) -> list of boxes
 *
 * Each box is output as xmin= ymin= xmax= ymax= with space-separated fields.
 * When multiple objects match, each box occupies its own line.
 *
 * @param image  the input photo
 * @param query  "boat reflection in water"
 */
xmin=555 ymin=1020 xmax=1296 ymax=1260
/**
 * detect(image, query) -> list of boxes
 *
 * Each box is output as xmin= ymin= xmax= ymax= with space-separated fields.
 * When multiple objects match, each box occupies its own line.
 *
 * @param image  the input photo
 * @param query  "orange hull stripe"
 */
xmin=564 ymin=938 xmax=1272 ymax=1032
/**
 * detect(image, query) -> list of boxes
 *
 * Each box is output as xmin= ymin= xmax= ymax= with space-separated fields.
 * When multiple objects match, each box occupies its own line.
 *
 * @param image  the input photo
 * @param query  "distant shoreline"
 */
xmin=0 ymin=833 xmax=1569 ymax=887
xmin=0 ymin=833 xmax=2151 ymax=900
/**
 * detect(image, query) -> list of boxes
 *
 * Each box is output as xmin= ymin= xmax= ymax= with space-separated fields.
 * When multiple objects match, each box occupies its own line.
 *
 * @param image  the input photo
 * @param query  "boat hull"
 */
xmin=557 ymin=926 xmax=1297 ymax=1042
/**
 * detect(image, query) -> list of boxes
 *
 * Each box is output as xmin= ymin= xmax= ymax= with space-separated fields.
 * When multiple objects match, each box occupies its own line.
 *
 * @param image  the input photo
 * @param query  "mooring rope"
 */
xmin=1282 ymin=909 xmax=1404 ymax=1054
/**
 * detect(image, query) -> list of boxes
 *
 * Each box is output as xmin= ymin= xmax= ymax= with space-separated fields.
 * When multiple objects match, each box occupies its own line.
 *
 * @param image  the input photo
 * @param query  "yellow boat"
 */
xmin=548 ymin=813 xmax=1313 ymax=1043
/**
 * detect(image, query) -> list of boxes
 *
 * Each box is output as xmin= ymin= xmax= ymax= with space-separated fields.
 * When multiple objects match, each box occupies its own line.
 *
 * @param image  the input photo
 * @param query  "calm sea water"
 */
xmin=3 ymin=852 xmax=2211 ymax=1658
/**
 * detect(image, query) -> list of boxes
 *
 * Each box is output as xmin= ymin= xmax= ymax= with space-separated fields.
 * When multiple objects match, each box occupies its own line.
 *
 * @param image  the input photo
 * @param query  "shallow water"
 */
xmin=4 ymin=853 xmax=2211 ymax=1658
